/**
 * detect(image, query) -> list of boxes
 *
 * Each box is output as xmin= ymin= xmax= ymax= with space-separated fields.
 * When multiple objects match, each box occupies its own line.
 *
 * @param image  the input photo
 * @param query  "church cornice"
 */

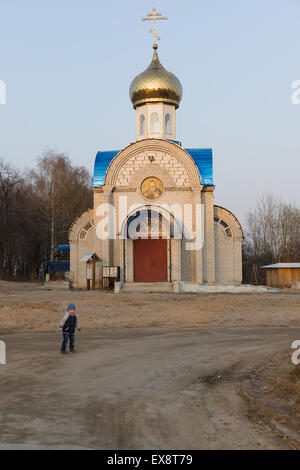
xmin=104 ymin=139 xmax=202 ymax=189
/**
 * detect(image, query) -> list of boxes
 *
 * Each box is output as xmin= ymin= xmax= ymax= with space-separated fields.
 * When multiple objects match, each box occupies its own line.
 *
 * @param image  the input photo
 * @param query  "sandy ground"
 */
xmin=0 ymin=281 xmax=300 ymax=450
xmin=0 ymin=281 xmax=300 ymax=333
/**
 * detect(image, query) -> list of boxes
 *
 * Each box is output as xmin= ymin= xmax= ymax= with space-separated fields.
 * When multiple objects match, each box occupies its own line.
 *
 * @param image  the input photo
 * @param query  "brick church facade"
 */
xmin=69 ymin=44 xmax=243 ymax=291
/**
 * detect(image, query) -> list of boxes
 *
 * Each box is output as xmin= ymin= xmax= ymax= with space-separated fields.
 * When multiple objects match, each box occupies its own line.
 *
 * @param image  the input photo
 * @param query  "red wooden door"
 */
xmin=133 ymin=238 xmax=168 ymax=282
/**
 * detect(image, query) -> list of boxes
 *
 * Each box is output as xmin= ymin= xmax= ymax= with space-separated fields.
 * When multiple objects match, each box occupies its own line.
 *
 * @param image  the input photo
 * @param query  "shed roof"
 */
xmin=261 ymin=263 xmax=300 ymax=269
xmin=80 ymin=253 xmax=101 ymax=262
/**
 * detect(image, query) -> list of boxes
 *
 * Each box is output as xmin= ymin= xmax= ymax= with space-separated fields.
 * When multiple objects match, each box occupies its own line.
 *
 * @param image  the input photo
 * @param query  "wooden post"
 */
xmin=92 ymin=261 xmax=96 ymax=290
xmin=87 ymin=261 xmax=93 ymax=290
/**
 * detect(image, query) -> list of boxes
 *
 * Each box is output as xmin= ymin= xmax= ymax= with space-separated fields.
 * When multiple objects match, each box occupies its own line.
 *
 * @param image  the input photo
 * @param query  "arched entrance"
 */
xmin=125 ymin=209 xmax=173 ymax=283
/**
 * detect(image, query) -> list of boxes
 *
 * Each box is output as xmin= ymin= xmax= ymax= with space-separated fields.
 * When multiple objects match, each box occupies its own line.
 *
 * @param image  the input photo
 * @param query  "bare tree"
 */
xmin=243 ymin=194 xmax=300 ymax=282
xmin=29 ymin=150 xmax=93 ymax=262
xmin=0 ymin=151 xmax=93 ymax=280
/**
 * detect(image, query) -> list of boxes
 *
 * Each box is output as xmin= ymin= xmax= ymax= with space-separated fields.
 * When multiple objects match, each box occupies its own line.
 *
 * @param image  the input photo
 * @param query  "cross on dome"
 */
xmin=141 ymin=7 xmax=168 ymax=44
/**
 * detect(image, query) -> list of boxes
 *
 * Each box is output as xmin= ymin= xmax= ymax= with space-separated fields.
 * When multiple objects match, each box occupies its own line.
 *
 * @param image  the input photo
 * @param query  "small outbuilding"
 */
xmin=80 ymin=252 xmax=102 ymax=290
xmin=261 ymin=263 xmax=300 ymax=288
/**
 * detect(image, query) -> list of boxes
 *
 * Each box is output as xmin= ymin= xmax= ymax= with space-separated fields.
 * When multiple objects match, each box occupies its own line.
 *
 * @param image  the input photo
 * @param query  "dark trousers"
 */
xmin=61 ymin=333 xmax=75 ymax=351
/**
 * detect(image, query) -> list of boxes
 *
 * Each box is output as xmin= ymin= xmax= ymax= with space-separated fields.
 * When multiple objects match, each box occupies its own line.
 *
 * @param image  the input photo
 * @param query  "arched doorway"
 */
xmin=125 ymin=209 xmax=171 ymax=282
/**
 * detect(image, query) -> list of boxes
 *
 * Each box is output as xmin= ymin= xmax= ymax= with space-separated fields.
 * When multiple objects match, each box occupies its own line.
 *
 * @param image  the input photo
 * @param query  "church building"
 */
xmin=69 ymin=22 xmax=243 ymax=292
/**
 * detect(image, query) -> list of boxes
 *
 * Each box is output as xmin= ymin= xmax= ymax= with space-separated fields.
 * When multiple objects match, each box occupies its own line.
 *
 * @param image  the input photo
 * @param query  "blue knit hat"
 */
xmin=67 ymin=303 xmax=76 ymax=311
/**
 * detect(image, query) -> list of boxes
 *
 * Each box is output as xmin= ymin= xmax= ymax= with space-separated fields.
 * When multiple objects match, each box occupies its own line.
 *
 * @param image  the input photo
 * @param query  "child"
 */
xmin=59 ymin=303 xmax=81 ymax=354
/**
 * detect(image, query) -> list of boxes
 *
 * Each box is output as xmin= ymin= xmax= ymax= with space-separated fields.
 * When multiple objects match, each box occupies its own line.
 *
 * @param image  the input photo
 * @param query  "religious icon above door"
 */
xmin=141 ymin=177 xmax=164 ymax=200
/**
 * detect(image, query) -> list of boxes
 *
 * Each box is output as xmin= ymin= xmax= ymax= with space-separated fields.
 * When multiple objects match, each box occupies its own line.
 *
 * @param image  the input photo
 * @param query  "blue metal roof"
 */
xmin=93 ymin=150 xmax=120 ymax=187
xmin=184 ymin=148 xmax=214 ymax=186
xmin=92 ymin=146 xmax=213 ymax=187
xmin=57 ymin=245 xmax=70 ymax=251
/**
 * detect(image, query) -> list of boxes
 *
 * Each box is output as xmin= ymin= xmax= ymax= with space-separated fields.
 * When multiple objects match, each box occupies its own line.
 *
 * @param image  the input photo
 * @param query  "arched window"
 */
xmin=79 ymin=219 xmax=95 ymax=240
xmin=165 ymin=113 xmax=171 ymax=134
xmin=214 ymin=217 xmax=232 ymax=238
xmin=139 ymin=114 xmax=145 ymax=135
xmin=150 ymin=112 xmax=159 ymax=133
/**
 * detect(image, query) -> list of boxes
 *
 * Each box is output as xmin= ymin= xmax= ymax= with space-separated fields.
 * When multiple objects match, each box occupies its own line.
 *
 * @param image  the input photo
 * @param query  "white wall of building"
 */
xmin=136 ymin=103 xmax=176 ymax=141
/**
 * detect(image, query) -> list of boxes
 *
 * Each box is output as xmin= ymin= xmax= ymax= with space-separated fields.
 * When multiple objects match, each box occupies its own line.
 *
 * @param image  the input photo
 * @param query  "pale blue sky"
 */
xmin=0 ymin=0 xmax=299 ymax=223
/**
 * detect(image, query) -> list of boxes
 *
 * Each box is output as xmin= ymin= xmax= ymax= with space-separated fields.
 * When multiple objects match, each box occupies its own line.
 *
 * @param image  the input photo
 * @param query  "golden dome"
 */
xmin=129 ymin=44 xmax=182 ymax=109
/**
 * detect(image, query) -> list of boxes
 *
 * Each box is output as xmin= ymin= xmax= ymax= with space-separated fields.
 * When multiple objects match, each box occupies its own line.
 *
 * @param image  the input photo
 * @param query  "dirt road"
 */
xmin=1 ymin=325 xmax=299 ymax=449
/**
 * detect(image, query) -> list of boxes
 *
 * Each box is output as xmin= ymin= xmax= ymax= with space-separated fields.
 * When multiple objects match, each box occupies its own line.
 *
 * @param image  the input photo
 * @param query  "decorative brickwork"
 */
xmin=69 ymin=209 xmax=95 ymax=288
xmin=213 ymin=205 xmax=243 ymax=285
xmin=116 ymin=153 xmax=189 ymax=187
xmin=105 ymin=140 xmax=202 ymax=188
